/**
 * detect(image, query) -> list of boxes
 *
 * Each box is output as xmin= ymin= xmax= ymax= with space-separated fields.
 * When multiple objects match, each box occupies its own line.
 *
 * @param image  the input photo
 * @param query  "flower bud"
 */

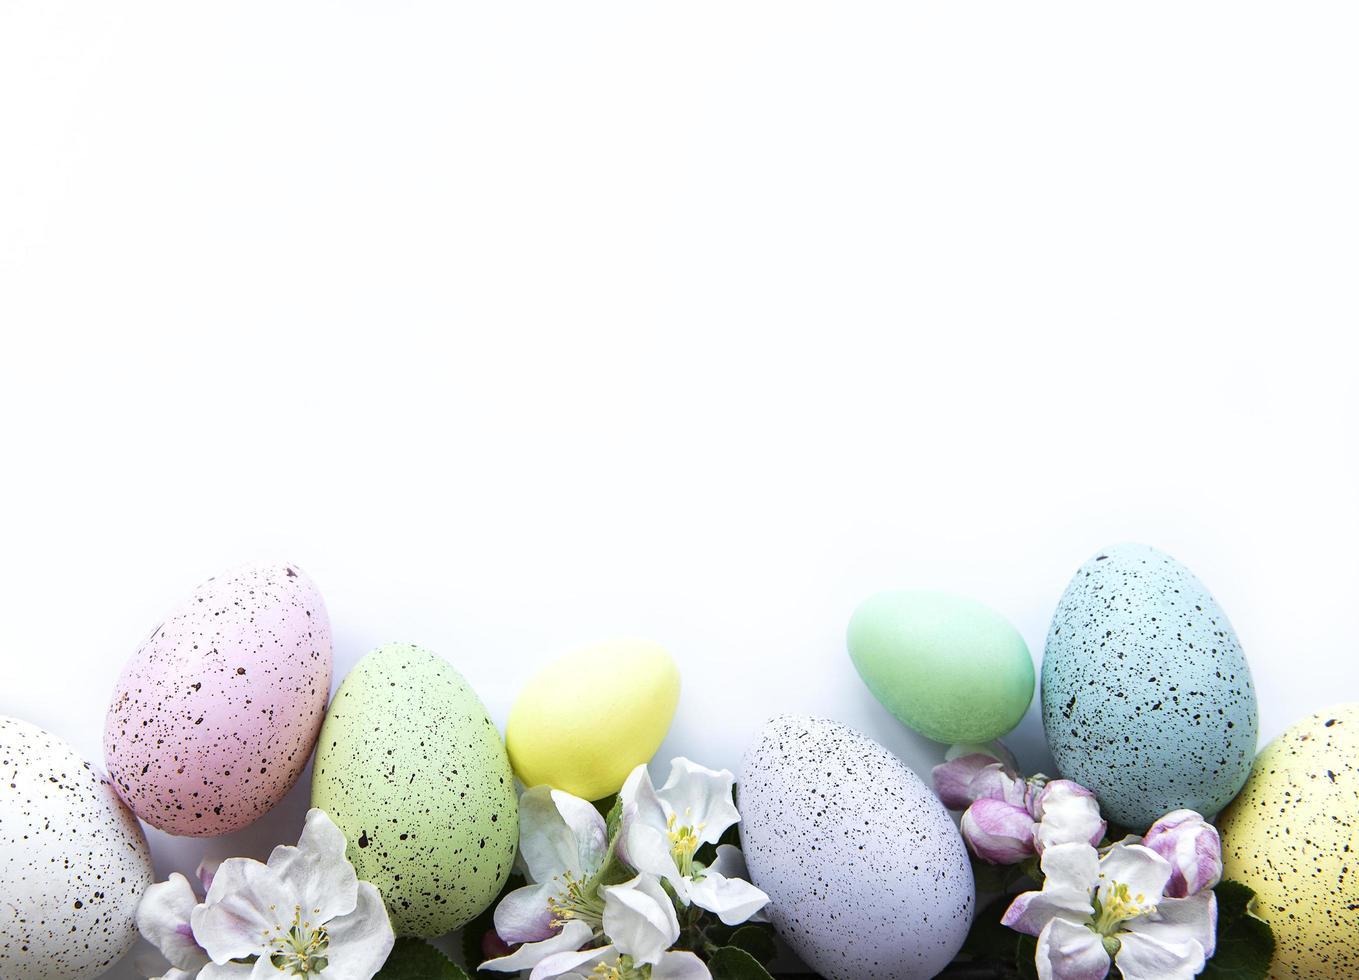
xmin=1143 ymin=809 xmax=1222 ymax=897
xmin=932 ymin=743 xmax=1025 ymax=811
xmin=961 ymin=798 xmax=1037 ymax=864
xmin=1032 ymin=779 xmax=1106 ymax=853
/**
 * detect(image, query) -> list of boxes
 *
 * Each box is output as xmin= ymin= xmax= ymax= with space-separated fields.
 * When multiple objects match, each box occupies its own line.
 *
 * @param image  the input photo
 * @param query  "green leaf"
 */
xmin=1014 ymin=933 xmax=1039 ymax=980
xmin=726 ymin=924 xmax=778 ymax=965
xmin=708 ymin=945 xmax=777 ymax=980
xmin=602 ymin=794 xmax=623 ymax=837
xmin=961 ymin=896 xmax=1022 ymax=964
xmin=376 ymin=938 xmax=472 ymax=980
xmin=1200 ymin=881 xmax=1275 ymax=980
xmin=970 ymin=859 xmax=1028 ymax=896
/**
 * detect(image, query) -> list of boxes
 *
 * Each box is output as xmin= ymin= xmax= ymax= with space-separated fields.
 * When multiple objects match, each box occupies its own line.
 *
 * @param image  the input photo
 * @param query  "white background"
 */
xmin=2 ymin=4 xmax=1356 ymax=977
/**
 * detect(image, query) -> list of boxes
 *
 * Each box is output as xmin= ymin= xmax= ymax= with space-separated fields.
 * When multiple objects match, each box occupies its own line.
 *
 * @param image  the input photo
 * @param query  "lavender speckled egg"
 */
xmin=2 ymin=716 xmax=154 ymax=980
xmin=1042 ymin=544 xmax=1258 ymax=830
xmin=739 ymin=715 xmax=974 ymax=980
xmin=104 ymin=561 xmax=333 ymax=836
xmin=311 ymin=643 xmax=519 ymax=937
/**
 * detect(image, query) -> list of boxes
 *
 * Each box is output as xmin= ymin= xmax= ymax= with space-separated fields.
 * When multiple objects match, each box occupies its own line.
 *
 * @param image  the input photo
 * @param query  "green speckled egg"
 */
xmin=311 ymin=643 xmax=518 ymax=937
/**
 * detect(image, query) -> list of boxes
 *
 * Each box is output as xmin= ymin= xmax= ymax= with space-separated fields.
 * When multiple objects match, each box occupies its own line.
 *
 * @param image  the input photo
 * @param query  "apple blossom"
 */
xmin=189 ymin=808 xmax=394 ymax=980
xmin=618 ymin=759 xmax=769 ymax=925
xmin=1142 ymin=809 xmax=1222 ymax=898
xmin=1002 ymin=841 xmax=1217 ymax=980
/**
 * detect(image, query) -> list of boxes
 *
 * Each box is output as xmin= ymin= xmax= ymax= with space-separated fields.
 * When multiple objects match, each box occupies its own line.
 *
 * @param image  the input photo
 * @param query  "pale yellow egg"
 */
xmin=507 ymin=639 xmax=680 ymax=799
xmin=1217 ymin=703 xmax=1359 ymax=979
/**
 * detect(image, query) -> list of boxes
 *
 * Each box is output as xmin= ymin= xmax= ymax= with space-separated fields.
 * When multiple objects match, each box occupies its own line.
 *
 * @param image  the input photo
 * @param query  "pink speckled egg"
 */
xmin=104 ymin=561 xmax=332 ymax=836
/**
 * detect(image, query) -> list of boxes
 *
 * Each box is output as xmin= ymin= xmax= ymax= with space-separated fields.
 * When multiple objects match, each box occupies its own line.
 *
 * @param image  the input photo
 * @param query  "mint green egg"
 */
xmin=311 ymin=643 xmax=518 ymax=937
xmin=848 ymin=591 xmax=1034 ymax=743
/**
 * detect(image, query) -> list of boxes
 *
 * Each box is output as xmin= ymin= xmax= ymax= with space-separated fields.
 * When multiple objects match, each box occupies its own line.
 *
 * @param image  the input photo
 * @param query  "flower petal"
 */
xmin=266 ymin=808 xmax=359 ymax=923
xmin=191 ymin=858 xmax=299 ymax=964
xmin=602 ymin=874 xmax=681 ymax=965
xmin=528 ymin=944 xmax=616 ymax=980
xmin=136 ymin=873 xmax=209 ymax=970
xmin=1034 ymin=781 xmax=1107 ymax=852
xmin=480 ymin=919 xmax=595 ymax=972
xmin=198 ymin=962 xmax=255 ymax=980
xmin=1001 ymin=843 xmax=1099 ymax=936
xmin=652 ymin=950 xmax=715 ymax=980
xmin=1142 ymin=810 xmax=1222 ymax=898
xmin=619 ymin=766 xmax=682 ymax=881
xmin=519 ymin=786 xmax=591 ymax=882
xmin=707 ymin=845 xmax=769 ymax=923
xmin=1034 ymin=917 xmax=1110 ymax=980
xmin=197 ymin=858 xmax=221 ymax=895
xmin=493 ymin=882 xmax=559 ymax=944
xmin=687 ymin=869 xmax=770 ymax=925
xmin=656 ymin=759 xmax=741 ymax=846
xmin=961 ymin=798 xmax=1037 ymax=864
xmin=250 ymin=957 xmax=285 ymax=979
xmin=550 ymin=789 xmax=609 ymax=873
xmin=618 ymin=765 xmax=676 ymax=877
xmin=313 ymin=881 xmax=396 ymax=980
xmin=1002 ymin=887 xmax=1095 ymax=938
xmin=933 ymin=754 xmax=1024 ymax=810
xmin=1095 ymin=842 xmax=1171 ymax=915
xmin=1114 ymin=930 xmax=1208 ymax=980
xmin=1124 ymin=890 xmax=1217 ymax=960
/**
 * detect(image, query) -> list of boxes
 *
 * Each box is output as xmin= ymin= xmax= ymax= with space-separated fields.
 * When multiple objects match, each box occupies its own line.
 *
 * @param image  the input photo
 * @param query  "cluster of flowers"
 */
xmin=133 ymin=757 xmax=766 ymax=980
xmin=137 ymin=809 xmax=395 ymax=980
xmin=934 ymin=745 xmax=1223 ymax=980
xmin=480 ymin=758 xmax=770 ymax=980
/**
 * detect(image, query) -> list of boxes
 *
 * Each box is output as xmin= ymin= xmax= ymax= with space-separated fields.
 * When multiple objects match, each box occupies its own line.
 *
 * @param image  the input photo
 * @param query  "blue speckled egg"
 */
xmin=1042 ymin=544 xmax=1258 ymax=829
xmin=739 ymin=715 xmax=974 ymax=980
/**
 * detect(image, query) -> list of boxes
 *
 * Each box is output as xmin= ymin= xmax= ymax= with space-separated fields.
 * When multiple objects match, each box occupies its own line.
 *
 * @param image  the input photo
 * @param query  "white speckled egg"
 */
xmin=739 ymin=715 xmax=974 ymax=980
xmin=104 ymin=561 xmax=333 ymax=836
xmin=2 ymin=716 xmax=154 ymax=980
xmin=311 ymin=643 xmax=519 ymax=937
xmin=1042 ymin=544 xmax=1258 ymax=829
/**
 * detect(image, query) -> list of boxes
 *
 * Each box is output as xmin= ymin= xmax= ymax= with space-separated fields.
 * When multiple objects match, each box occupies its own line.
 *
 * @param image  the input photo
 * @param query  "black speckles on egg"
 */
xmin=310 ymin=643 xmax=519 ymax=938
xmin=1218 ymin=704 xmax=1359 ymax=979
xmin=1 ymin=716 xmax=154 ymax=980
xmin=739 ymin=715 xmax=974 ymax=980
xmin=1041 ymin=544 xmax=1258 ymax=829
xmin=102 ymin=561 xmax=333 ymax=837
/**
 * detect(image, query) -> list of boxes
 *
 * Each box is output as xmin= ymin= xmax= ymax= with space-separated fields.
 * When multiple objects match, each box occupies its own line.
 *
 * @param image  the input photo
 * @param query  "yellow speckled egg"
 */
xmin=1217 ymin=703 xmax=1359 ymax=979
xmin=507 ymin=639 xmax=679 ymax=800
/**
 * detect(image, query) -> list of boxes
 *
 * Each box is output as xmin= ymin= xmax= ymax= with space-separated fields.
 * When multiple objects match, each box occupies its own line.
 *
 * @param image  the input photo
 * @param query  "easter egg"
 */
xmin=1 ymin=716 xmax=154 ymax=980
xmin=740 ymin=714 xmax=974 ymax=980
xmin=1042 ymin=544 xmax=1258 ymax=829
xmin=506 ymin=639 xmax=679 ymax=800
xmin=311 ymin=643 xmax=518 ymax=937
xmin=104 ymin=561 xmax=332 ymax=836
xmin=1217 ymin=704 xmax=1359 ymax=979
xmin=848 ymin=590 xmax=1034 ymax=743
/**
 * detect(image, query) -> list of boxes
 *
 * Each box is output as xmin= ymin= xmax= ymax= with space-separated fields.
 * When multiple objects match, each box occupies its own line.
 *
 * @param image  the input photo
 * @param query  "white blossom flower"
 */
xmin=138 ymin=871 xmax=210 ymax=974
xmin=529 ymin=875 xmax=711 ymax=980
xmin=1002 ymin=841 xmax=1217 ymax=980
xmin=481 ymin=786 xmax=610 ymax=973
xmin=137 ymin=855 xmax=225 ymax=977
xmin=188 ymin=808 xmax=394 ymax=980
xmin=618 ymin=759 xmax=768 ymax=925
